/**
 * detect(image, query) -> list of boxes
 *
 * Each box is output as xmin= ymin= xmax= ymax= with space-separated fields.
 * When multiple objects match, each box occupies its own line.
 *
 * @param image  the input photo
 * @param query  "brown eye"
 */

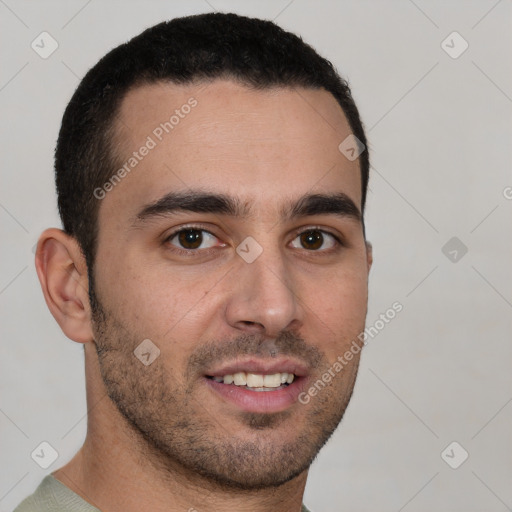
xmin=178 ymin=229 xmax=203 ymax=249
xmin=290 ymin=229 xmax=338 ymax=251
xmin=167 ymin=228 xmax=219 ymax=252
xmin=300 ymin=230 xmax=323 ymax=250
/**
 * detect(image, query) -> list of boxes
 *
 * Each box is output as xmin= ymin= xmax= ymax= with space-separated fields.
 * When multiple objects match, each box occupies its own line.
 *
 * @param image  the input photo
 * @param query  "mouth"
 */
xmin=203 ymin=359 xmax=309 ymax=413
xmin=206 ymin=371 xmax=295 ymax=391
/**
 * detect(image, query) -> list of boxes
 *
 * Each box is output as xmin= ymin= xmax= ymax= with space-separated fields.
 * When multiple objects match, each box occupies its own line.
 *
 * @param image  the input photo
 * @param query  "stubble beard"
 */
xmin=88 ymin=281 xmax=360 ymax=491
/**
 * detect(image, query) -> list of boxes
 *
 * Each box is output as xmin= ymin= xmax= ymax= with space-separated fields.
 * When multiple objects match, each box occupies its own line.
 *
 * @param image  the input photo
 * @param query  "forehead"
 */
xmin=100 ymin=79 xmax=362 ymax=226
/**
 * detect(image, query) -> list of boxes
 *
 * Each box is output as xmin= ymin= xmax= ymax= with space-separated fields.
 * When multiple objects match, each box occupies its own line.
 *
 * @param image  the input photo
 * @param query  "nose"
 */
xmin=224 ymin=245 xmax=304 ymax=338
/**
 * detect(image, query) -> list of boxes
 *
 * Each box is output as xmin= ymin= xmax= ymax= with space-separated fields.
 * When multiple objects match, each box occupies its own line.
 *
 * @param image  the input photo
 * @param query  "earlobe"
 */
xmin=365 ymin=241 xmax=373 ymax=272
xmin=35 ymin=228 xmax=94 ymax=344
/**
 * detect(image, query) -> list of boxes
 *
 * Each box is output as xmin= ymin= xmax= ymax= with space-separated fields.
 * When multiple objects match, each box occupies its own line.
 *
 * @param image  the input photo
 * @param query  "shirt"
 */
xmin=14 ymin=474 xmax=311 ymax=511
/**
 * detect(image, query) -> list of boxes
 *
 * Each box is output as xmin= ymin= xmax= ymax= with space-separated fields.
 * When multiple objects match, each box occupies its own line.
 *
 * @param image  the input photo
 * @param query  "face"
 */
xmin=89 ymin=79 xmax=371 ymax=489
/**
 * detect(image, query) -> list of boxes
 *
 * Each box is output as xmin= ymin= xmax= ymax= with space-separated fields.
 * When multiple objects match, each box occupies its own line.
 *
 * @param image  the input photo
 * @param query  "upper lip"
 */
xmin=205 ymin=358 xmax=309 ymax=378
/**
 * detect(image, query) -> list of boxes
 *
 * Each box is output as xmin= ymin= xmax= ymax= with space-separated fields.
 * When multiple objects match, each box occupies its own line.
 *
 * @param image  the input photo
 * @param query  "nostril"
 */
xmin=240 ymin=321 xmax=264 ymax=330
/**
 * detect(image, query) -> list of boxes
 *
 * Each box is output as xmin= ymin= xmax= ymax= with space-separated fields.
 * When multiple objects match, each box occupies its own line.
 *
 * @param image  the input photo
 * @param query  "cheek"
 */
xmin=93 ymin=256 xmax=180 ymax=337
xmin=302 ymin=266 xmax=368 ymax=333
xmin=107 ymin=261 xmax=224 ymax=342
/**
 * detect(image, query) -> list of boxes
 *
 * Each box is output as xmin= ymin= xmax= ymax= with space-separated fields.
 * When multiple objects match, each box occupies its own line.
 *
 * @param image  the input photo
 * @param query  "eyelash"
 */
xmin=163 ymin=224 xmax=344 ymax=257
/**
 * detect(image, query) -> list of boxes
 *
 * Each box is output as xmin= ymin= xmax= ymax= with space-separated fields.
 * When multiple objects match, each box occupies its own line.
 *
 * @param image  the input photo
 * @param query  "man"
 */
xmin=16 ymin=11 xmax=372 ymax=512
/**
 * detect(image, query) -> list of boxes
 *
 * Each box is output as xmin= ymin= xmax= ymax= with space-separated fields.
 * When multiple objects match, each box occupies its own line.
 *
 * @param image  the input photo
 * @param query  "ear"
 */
xmin=365 ymin=240 xmax=373 ymax=273
xmin=35 ymin=228 xmax=94 ymax=344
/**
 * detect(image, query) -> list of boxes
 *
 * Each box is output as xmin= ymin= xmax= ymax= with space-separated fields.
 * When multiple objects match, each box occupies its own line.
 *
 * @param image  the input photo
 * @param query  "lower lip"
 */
xmin=204 ymin=377 xmax=308 ymax=413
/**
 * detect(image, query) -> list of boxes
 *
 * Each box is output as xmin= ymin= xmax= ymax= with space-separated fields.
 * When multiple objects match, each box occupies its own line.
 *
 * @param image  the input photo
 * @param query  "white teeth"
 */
xmin=233 ymin=372 xmax=247 ymax=386
xmin=246 ymin=373 xmax=264 ymax=387
xmin=212 ymin=372 xmax=296 ymax=387
xmin=264 ymin=374 xmax=282 ymax=387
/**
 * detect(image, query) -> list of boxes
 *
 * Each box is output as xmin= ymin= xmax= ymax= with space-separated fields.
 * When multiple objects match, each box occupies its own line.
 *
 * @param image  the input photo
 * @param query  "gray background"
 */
xmin=1 ymin=1 xmax=511 ymax=511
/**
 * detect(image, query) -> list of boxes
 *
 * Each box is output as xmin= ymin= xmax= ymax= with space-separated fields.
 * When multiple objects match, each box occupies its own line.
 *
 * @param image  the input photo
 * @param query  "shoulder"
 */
xmin=13 ymin=475 xmax=101 ymax=512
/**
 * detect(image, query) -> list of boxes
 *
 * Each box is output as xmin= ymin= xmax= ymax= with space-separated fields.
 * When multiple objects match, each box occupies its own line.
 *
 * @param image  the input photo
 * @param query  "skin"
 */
xmin=36 ymin=80 xmax=372 ymax=512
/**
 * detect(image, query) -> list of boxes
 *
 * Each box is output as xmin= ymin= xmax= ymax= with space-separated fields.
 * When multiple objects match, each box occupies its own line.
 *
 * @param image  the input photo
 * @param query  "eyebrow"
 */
xmin=133 ymin=190 xmax=361 ymax=225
